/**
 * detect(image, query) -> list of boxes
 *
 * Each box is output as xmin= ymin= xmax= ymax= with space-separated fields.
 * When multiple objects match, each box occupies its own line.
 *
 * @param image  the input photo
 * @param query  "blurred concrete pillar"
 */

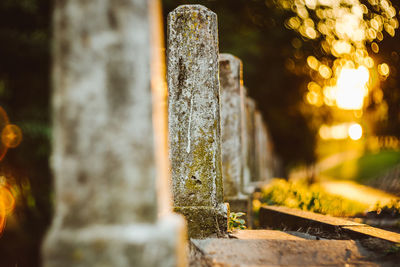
xmin=43 ymin=0 xmax=187 ymax=266
xmin=219 ymin=54 xmax=243 ymax=198
xmin=243 ymin=96 xmax=257 ymax=193
xmin=255 ymin=111 xmax=272 ymax=184
xmin=263 ymin=123 xmax=274 ymax=181
xmin=254 ymin=111 xmax=264 ymax=183
xmin=219 ymin=54 xmax=250 ymax=216
xmin=167 ymin=5 xmax=228 ymax=238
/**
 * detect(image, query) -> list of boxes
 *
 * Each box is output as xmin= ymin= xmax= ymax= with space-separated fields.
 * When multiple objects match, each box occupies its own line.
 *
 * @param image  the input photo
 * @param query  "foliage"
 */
xmin=228 ymin=212 xmax=247 ymax=231
xmin=386 ymin=243 xmax=400 ymax=255
xmin=322 ymin=150 xmax=400 ymax=182
xmin=254 ymin=179 xmax=367 ymax=217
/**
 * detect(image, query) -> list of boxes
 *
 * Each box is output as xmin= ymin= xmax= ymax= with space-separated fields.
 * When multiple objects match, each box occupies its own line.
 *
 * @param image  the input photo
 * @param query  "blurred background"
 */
xmin=1 ymin=0 xmax=400 ymax=266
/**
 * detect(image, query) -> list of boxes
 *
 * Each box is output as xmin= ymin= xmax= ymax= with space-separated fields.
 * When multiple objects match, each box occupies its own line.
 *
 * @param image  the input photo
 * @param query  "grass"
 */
xmin=322 ymin=150 xmax=400 ymax=183
xmin=253 ymin=179 xmax=368 ymax=218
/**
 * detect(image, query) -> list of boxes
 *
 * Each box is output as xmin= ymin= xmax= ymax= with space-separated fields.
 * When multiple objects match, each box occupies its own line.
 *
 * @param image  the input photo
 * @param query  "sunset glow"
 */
xmin=335 ymin=66 xmax=369 ymax=110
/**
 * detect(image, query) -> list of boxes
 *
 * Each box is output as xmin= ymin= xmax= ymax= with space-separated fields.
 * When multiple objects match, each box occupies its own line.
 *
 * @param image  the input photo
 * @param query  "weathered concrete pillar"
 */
xmin=219 ymin=54 xmax=250 ymax=216
xmin=43 ymin=0 xmax=187 ymax=266
xmin=254 ymin=111 xmax=263 ymax=183
xmin=243 ymin=96 xmax=257 ymax=193
xmin=219 ymin=54 xmax=242 ymax=198
xmin=167 ymin=5 xmax=227 ymax=238
xmin=255 ymin=111 xmax=272 ymax=184
xmin=262 ymin=123 xmax=274 ymax=182
xmin=240 ymin=87 xmax=249 ymax=194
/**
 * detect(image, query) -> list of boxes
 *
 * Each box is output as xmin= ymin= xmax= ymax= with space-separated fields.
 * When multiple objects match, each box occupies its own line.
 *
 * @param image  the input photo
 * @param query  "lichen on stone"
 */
xmin=167 ymin=5 xmax=226 ymax=238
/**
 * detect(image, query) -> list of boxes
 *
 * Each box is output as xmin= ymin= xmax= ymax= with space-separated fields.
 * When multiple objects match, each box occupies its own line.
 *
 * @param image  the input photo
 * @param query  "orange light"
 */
xmin=2 ymin=124 xmax=22 ymax=148
xmin=378 ymin=63 xmax=390 ymax=76
xmin=319 ymin=122 xmax=363 ymax=140
xmin=0 ymin=107 xmax=9 ymax=161
xmin=0 ymin=185 xmax=15 ymax=234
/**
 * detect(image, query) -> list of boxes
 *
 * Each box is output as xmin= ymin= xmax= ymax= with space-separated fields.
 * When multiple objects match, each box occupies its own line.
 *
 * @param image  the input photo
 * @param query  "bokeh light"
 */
xmin=335 ymin=66 xmax=369 ymax=110
xmin=378 ymin=63 xmax=390 ymax=76
xmin=348 ymin=123 xmax=363 ymax=140
xmin=0 ymin=179 xmax=15 ymax=234
xmin=1 ymin=124 xmax=22 ymax=148
xmin=319 ymin=122 xmax=363 ymax=140
xmin=281 ymin=0 xmax=398 ymax=111
xmin=0 ymin=107 xmax=9 ymax=161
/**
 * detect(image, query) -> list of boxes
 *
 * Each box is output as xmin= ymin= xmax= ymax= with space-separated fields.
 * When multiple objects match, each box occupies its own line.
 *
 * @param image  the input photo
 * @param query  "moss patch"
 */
xmin=174 ymin=206 xmax=227 ymax=239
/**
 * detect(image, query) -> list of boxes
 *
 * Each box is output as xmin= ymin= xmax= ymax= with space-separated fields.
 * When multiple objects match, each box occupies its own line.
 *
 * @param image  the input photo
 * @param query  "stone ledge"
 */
xmin=259 ymin=205 xmax=400 ymax=244
xmin=190 ymin=238 xmax=375 ymax=267
xmin=342 ymin=225 xmax=400 ymax=244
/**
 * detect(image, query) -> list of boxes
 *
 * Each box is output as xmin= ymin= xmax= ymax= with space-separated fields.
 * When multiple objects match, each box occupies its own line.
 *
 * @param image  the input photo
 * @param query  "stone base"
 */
xmin=174 ymin=204 xmax=228 ymax=239
xmin=42 ymin=215 xmax=187 ymax=267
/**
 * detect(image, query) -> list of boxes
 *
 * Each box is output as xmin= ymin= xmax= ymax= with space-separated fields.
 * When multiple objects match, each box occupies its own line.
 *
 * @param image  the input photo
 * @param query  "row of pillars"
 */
xmin=168 ymin=5 xmax=275 ymax=238
xmin=43 ymin=2 xmax=275 ymax=267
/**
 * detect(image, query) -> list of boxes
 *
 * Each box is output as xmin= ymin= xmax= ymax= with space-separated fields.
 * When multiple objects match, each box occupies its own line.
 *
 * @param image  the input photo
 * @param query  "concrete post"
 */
xmin=219 ymin=54 xmax=250 ymax=216
xmin=255 ymin=111 xmax=273 ymax=184
xmin=255 ymin=111 xmax=265 ymax=183
xmin=243 ymin=96 xmax=257 ymax=193
xmin=167 ymin=5 xmax=228 ymax=238
xmin=261 ymin=123 xmax=274 ymax=182
xmin=43 ymin=0 xmax=187 ymax=266
xmin=219 ymin=54 xmax=243 ymax=198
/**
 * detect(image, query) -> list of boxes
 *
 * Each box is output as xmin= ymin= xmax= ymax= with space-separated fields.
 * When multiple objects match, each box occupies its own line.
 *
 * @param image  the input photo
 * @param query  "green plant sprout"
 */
xmin=228 ymin=212 xmax=247 ymax=231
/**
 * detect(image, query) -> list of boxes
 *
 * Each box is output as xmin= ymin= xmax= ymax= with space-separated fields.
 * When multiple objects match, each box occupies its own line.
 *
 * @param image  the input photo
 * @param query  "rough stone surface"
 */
xmin=191 ymin=238 xmax=375 ymax=266
xmin=175 ymin=205 xmax=228 ymax=239
xmin=219 ymin=53 xmax=243 ymax=198
xmin=167 ymin=5 xmax=227 ymax=238
xmin=43 ymin=0 xmax=186 ymax=266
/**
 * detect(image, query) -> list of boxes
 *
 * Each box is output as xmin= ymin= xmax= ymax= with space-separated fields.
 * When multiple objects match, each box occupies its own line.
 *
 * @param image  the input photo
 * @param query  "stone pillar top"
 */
xmin=219 ymin=53 xmax=243 ymax=86
xmin=220 ymin=53 xmax=242 ymax=65
xmin=171 ymin=4 xmax=214 ymax=12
